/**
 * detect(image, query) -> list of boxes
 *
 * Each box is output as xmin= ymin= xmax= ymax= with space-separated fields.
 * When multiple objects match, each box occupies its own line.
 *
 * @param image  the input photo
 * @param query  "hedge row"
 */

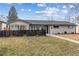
xmin=26 ymin=30 xmax=46 ymax=36
xmin=0 ymin=30 xmax=46 ymax=37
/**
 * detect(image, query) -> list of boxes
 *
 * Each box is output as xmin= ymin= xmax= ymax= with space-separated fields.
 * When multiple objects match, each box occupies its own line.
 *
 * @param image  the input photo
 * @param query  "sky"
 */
xmin=0 ymin=3 xmax=79 ymax=22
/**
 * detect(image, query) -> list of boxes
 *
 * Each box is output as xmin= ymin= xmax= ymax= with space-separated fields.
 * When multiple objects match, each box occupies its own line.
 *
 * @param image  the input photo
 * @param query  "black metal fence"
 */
xmin=0 ymin=30 xmax=46 ymax=37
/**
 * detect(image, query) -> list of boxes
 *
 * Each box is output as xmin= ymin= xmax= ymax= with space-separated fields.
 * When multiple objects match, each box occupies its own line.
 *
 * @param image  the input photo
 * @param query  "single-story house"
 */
xmin=0 ymin=21 xmax=6 ymax=30
xmin=8 ymin=19 xmax=76 ymax=34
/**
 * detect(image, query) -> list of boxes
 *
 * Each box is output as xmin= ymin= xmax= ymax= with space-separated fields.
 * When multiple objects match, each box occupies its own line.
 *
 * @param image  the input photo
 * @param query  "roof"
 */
xmin=8 ymin=19 xmax=76 ymax=26
xmin=8 ymin=19 xmax=30 ymax=24
xmin=0 ymin=21 xmax=6 ymax=24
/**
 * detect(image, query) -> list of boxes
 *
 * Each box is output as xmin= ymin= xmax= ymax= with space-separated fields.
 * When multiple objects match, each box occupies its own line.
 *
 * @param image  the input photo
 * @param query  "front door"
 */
xmin=44 ymin=25 xmax=48 ymax=33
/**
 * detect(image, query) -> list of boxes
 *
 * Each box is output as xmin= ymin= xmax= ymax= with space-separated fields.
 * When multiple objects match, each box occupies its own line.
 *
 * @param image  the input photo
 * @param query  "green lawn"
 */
xmin=0 ymin=36 xmax=79 ymax=56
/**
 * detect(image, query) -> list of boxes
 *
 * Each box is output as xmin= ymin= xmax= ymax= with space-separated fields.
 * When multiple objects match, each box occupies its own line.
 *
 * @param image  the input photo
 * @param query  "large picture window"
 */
xmin=54 ymin=25 xmax=59 ymax=28
xmin=68 ymin=26 xmax=73 ymax=29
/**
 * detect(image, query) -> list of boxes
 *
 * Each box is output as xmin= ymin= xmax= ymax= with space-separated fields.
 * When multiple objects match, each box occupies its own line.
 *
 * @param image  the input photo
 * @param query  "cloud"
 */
xmin=46 ymin=7 xmax=59 ymax=14
xmin=35 ymin=11 xmax=40 ymax=13
xmin=62 ymin=4 xmax=75 ymax=9
xmin=62 ymin=9 xmax=68 ymax=13
xmin=20 ymin=8 xmax=25 ymax=11
xmin=7 ymin=3 xmax=12 ymax=4
xmin=63 ymin=5 xmax=67 ymax=9
xmin=69 ymin=5 xmax=75 ymax=8
xmin=35 ymin=7 xmax=70 ymax=20
xmin=28 ymin=9 xmax=31 ymax=12
xmin=35 ymin=7 xmax=59 ymax=16
xmin=45 ymin=7 xmax=58 ymax=16
xmin=37 ymin=3 xmax=46 ymax=7
xmin=18 ymin=3 xmax=22 ymax=5
xmin=20 ymin=8 xmax=31 ymax=12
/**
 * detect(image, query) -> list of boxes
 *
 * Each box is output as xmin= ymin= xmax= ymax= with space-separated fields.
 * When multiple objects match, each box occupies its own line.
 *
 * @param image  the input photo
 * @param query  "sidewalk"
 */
xmin=46 ymin=34 xmax=79 ymax=44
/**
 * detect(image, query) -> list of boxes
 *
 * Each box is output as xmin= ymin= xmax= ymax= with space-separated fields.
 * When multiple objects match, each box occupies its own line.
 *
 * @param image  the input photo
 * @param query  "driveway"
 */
xmin=46 ymin=34 xmax=79 ymax=44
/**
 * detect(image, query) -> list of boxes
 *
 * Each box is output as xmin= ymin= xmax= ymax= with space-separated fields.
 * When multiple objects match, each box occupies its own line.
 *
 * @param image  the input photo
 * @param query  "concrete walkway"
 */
xmin=46 ymin=34 xmax=79 ymax=44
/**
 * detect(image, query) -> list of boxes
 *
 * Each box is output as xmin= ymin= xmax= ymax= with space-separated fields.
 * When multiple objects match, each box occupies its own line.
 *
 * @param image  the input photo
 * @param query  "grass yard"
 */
xmin=0 ymin=36 xmax=79 ymax=56
xmin=58 ymin=34 xmax=79 ymax=41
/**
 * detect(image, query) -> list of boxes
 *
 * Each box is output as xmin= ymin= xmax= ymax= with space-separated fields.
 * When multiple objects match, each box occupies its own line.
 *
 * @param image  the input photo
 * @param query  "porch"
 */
xmin=29 ymin=25 xmax=50 ymax=33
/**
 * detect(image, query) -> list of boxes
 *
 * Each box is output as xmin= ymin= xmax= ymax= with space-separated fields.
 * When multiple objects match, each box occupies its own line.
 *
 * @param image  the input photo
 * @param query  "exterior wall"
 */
xmin=9 ymin=21 xmax=29 ymax=30
xmin=49 ymin=25 xmax=76 ymax=34
xmin=29 ymin=25 xmax=50 ymax=33
xmin=29 ymin=25 xmax=42 ymax=30
xmin=1 ymin=23 xmax=6 ymax=30
xmin=0 ymin=23 xmax=2 ymax=30
xmin=9 ymin=21 xmax=76 ymax=34
xmin=76 ymin=24 xmax=79 ymax=33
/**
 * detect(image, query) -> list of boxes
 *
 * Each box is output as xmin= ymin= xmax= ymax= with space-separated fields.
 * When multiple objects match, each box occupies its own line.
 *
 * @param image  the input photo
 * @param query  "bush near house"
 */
xmin=12 ymin=30 xmax=24 ymax=36
xmin=26 ymin=30 xmax=46 ymax=36
xmin=0 ymin=31 xmax=11 ymax=37
xmin=0 ymin=30 xmax=46 ymax=37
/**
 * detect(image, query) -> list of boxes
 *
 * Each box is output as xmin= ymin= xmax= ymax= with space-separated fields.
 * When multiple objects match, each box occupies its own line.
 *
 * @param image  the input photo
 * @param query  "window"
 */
xmin=20 ymin=25 xmax=23 ymax=30
xmin=36 ymin=26 xmax=40 ymax=30
xmin=17 ymin=25 xmax=19 ymax=30
xmin=51 ymin=26 xmax=53 ymax=29
xmin=0 ymin=24 xmax=2 ymax=30
xmin=22 ymin=25 xmax=25 ymax=30
xmin=68 ymin=26 xmax=73 ymax=29
xmin=30 ymin=26 xmax=35 ymax=30
xmin=24 ymin=25 xmax=26 ymax=30
xmin=11 ymin=25 xmax=13 ymax=28
xmin=15 ymin=25 xmax=18 ymax=28
xmin=10 ymin=25 xmax=14 ymax=29
xmin=54 ymin=26 xmax=59 ymax=28
xmin=15 ymin=25 xmax=20 ymax=30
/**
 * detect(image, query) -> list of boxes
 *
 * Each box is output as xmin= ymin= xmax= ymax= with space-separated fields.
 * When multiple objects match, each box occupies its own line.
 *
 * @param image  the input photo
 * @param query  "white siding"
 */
xmin=29 ymin=25 xmax=42 ymax=30
xmin=9 ymin=21 xmax=76 ymax=34
xmin=9 ymin=21 xmax=29 ymax=30
xmin=1 ymin=23 xmax=6 ymax=30
xmin=49 ymin=25 xmax=76 ymax=34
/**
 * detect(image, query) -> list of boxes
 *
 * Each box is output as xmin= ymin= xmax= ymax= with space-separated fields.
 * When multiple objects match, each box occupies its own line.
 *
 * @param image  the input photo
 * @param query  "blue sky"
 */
xmin=0 ymin=3 xmax=79 ymax=21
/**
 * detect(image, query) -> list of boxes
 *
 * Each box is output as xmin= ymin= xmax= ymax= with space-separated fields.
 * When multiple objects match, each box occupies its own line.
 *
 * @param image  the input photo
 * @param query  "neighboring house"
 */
xmin=8 ymin=19 xmax=76 ymax=34
xmin=0 ymin=21 xmax=6 ymax=30
xmin=76 ymin=23 xmax=79 ymax=33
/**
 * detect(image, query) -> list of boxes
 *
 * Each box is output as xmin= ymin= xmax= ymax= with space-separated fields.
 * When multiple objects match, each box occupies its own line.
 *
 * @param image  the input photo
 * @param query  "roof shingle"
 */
xmin=8 ymin=19 xmax=76 ymax=26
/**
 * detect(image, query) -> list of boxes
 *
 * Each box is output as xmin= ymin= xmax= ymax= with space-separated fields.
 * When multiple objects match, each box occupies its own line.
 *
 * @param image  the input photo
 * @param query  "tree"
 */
xmin=8 ymin=6 xmax=18 ymax=21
